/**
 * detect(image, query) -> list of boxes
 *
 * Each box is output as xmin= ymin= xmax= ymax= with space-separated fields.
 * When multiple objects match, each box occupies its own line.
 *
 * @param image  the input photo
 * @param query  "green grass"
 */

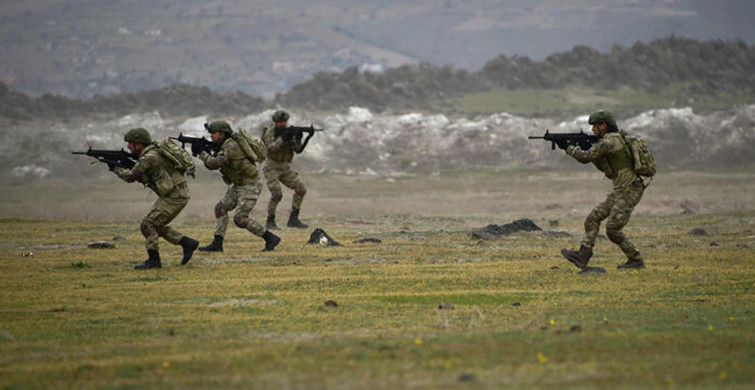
xmin=0 ymin=211 xmax=753 ymax=389
xmin=0 ymin=171 xmax=753 ymax=389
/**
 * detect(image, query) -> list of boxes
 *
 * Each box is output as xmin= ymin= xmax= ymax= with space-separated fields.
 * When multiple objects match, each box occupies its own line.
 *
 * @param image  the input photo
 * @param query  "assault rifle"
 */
xmin=278 ymin=125 xmax=324 ymax=141
xmin=72 ymin=147 xmax=136 ymax=170
xmin=170 ymin=133 xmax=216 ymax=157
xmin=528 ymin=130 xmax=598 ymax=151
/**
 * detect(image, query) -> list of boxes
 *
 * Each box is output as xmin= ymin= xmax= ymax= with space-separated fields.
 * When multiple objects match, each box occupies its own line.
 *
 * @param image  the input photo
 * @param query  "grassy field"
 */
xmin=0 ymin=170 xmax=753 ymax=389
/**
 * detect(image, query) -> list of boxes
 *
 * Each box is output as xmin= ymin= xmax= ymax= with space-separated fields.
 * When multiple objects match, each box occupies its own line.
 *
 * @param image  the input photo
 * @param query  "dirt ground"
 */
xmin=1 ymin=169 xmax=752 ymax=225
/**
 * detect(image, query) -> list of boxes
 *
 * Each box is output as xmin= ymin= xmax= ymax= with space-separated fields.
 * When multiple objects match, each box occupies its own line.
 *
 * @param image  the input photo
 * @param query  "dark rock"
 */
xmin=324 ymin=300 xmax=338 ymax=307
xmin=471 ymin=218 xmax=542 ymax=239
xmin=709 ymin=241 xmax=720 ymax=247
xmin=688 ymin=227 xmax=708 ymax=235
xmin=438 ymin=302 xmax=455 ymax=310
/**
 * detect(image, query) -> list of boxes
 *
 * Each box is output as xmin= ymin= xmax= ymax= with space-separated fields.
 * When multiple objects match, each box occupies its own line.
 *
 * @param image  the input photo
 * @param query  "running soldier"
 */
xmin=113 ymin=128 xmax=199 ymax=270
xmin=196 ymin=120 xmax=281 ymax=252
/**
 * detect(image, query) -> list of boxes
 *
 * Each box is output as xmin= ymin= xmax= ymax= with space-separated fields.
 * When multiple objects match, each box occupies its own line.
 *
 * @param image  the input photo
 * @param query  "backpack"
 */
xmin=158 ymin=139 xmax=196 ymax=178
xmin=619 ymin=130 xmax=656 ymax=178
xmin=233 ymin=128 xmax=267 ymax=163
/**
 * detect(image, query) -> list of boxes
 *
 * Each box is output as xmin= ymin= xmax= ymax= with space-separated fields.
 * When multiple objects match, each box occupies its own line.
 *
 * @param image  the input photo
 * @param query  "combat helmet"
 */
xmin=124 ymin=128 xmax=151 ymax=144
xmin=588 ymin=109 xmax=616 ymax=127
xmin=204 ymin=120 xmax=233 ymax=134
xmin=272 ymin=110 xmax=290 ymax=122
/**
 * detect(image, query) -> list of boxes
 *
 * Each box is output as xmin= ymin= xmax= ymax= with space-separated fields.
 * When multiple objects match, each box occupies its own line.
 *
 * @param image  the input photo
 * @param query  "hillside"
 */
xmin=1 ymin=37 xmax=753 ymax=120
xmin=1 ymin=1 xmax=753 ymax=100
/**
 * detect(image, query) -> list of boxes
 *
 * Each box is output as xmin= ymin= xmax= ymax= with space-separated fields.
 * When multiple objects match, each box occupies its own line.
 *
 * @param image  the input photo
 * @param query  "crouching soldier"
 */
xmin=197 ymin=120 xmax=281 ymax=252
xmin=113 ymin=128 xmax=199 ymax=269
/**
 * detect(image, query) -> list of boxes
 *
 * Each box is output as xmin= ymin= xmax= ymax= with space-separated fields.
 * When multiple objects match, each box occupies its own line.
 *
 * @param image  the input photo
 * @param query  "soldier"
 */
xmin=196 ymin=120 xmax=281 ymax=252
xmin=260 ymin=110 xmax=312 ymax=229
xmin=113 ymin=128 xmax=199 ymax=270
xmin=560 ymin=110 xmax=646 ymax=270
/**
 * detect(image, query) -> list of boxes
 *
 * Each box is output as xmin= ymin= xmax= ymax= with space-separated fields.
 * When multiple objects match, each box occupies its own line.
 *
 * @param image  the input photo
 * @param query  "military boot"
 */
xmin=198 ymin=235 xmax=224 ymax=252
xmin=266 ymin=215 xmax=279 ymax=230
xmin=560 ymin=245 xmax=593 ymax=269
xmin=262 ymin=231 xmax=281 ymax=251
xmin=134 ymin=249 xmax=162 ymax=270
xmin=179 ymin=236 xmax=199 ymax=265
xmin=617 ymin=258 xmax=645 ymax=269
xmin=287 ymin=209 xmax=308 ymax=228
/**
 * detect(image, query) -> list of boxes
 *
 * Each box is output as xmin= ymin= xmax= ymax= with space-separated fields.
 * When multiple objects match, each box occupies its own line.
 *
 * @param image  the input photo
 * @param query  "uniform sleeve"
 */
xmin=115 ymin=153 xmax=157 ymax=182
xmin=263 ymin=125 xmax=285 ymax=154
xmin=566 ymin=136 xmax=620 ymax=164
xmin=200 ymin=142 xmax=228 ymax=170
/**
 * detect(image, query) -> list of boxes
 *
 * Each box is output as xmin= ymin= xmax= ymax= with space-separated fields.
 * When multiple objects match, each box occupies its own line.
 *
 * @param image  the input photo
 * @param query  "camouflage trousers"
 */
xmin=263 ymin=162 xmax=307 ymax=217
xmin=581 ymin=180 xmax=645 ymax=260
xmin=213 ymin=182 xmax=265 ymax=238
xmin=141 ymin=182 xmax=189 ymax=251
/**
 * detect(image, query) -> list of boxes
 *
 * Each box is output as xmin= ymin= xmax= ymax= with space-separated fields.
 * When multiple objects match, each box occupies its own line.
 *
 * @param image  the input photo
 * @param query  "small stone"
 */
xmin=688 ymin=227 xmax=707 ymax=236
xmin=438 ymin=302 xmax=455 ymax=310
xmin=324 ymin=300 xmax=338 ymax=307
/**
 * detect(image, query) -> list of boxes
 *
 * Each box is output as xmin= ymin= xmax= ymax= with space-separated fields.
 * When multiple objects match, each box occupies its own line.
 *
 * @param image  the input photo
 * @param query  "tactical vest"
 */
xmin=592 ymin=132 xmax=637 ymax=187
xmin=140 ymin=143 xmax=186 ymax=197
xmin=218 ymin=138 xmax=259 ymax=186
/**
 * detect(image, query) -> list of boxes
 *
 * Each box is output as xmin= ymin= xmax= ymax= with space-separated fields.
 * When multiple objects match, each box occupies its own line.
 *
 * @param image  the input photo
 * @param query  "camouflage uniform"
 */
xmin=114 ymin=144 xmax=190 ymax=252
xmin=566 ymin=132 xmax=645 ymax=262
xmin=199 ymin=137 xmax=265 ymax=238
xmin=260 ymin=121 xmax=308 ymax=219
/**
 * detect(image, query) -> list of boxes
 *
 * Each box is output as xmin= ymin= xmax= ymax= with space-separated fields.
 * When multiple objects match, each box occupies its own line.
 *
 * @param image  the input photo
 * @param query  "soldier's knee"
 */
xmin=606 ymin=228 xmax=625 ymax=244
xmin=214 ymin=202 xmax=227 ymax=218
xmin=294 ymin=183 xmax=307 ymax=197
xmin=233 ymin=214 xmax=248 ymax=228
xmin=140 ymin=219 xmax=155 ymax=238
xmin=270 ymin=189 xmax=283 ymax=203
xmin=584 ymin=215 xmax=599 ymax=231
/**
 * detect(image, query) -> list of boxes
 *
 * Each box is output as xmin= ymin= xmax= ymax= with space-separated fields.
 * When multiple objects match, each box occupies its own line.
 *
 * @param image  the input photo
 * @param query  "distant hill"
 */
xmin=277 ymin=37 xmax=754 ymax=115
xmin=2 ymin=37 xmax=752 ymax=119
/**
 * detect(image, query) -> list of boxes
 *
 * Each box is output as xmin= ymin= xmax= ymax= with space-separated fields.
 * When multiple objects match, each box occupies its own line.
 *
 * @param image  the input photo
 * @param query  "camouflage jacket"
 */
xmin=114 ymin=143 xmax=186 ymax=197
xmin=566 ymin=132 xmax=638 ymax=189
xmin=199 ymin=136 xmax=258 ymax=186
xmin=260 ymin=121 xmax=305 ymax=164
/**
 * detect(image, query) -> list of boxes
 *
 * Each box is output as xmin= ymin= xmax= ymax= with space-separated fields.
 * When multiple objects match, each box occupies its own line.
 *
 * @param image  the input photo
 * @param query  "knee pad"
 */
xmin=584 ymin=215 xmax=599 ymax=232
xmin=233 ymin=214 xmax=248 ymax=228
xmin=139 ymin=219 xmax=153 ymax=238
xmin=606 ymin=228 xmax=625 ymax=244
xmin=270 ymin=189 xmax=283 ymax=203
xmin=294 ymin=183 xmax=307 ymax=197
xmin=214 ymin=201 xmax=227 ymax=218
